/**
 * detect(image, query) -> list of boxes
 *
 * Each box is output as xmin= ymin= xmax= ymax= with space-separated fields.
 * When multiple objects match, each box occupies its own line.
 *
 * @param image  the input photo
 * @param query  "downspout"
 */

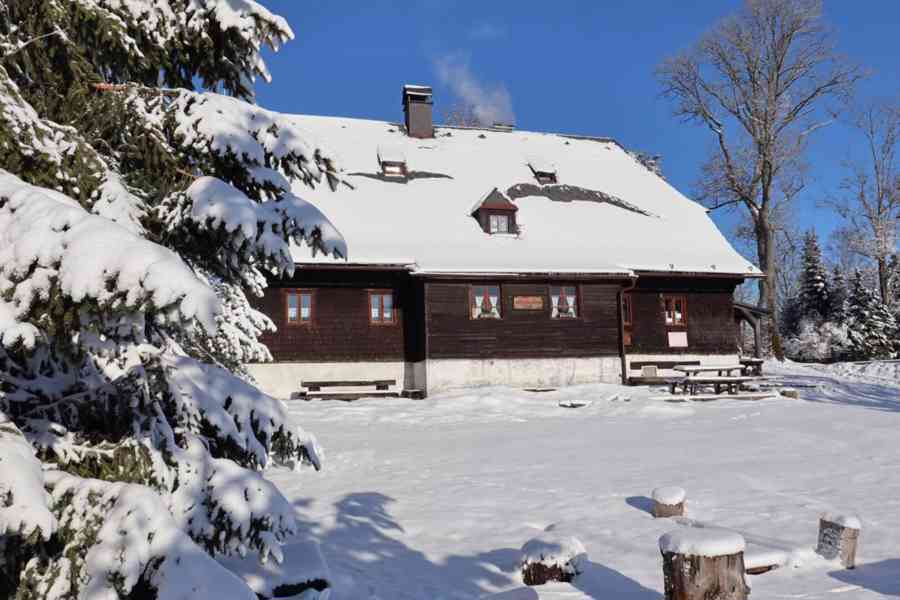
xmin=618 ymin=275 xmax=639 ymax=385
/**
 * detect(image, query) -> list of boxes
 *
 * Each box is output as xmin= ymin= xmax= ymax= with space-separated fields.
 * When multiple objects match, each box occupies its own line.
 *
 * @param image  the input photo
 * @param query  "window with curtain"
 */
xmin=550 ymin=285 xmax=578 ymax=318
xmin=286 ymin=290 xmax=312 ymax=324
xmin=471 ymin=285 xmax=501 ymax=319
xmin=369 ymin=291 xmax=395 ymax=324
xmin=489 ymin=213 xmax=510 ymax=233
xmin=663 ymin=295 xmax=687 ymax=327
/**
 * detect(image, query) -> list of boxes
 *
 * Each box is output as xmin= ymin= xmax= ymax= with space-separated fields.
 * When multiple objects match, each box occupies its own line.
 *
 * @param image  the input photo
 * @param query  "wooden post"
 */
xmin=652 ymin=486 xmax=686 ymax=518
xmin=659 ymin=529 xmax=749 ymax=600
xmin=816 ymin=514 xmax=860 ymax=569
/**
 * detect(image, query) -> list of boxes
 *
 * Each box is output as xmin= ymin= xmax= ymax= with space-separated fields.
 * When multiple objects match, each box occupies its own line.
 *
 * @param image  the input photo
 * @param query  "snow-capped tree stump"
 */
xmin=816 ymin=514 xmax=860 ymax=569
xmin=659 ymin=529 xmax=749 ymax=600
xmin=520 ymin=536 xmax=587 ymax=586
xmin=652 ymin=486 xmax=686 ymax=518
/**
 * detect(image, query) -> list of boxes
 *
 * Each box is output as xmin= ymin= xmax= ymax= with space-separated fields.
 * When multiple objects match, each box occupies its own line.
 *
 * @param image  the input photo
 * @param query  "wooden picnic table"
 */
xmin=740 ymin=357 xmax=765 ymax=376
xmin=669 ymin=375 xmax=762 ymax=396
xmin=673 ymin=364 xmax=746 ymax=377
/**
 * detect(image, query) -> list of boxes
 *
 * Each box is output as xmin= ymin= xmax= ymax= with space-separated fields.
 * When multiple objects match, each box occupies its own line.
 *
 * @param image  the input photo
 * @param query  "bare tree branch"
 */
xmin=657 ymin=0 xmax=862 ymax=358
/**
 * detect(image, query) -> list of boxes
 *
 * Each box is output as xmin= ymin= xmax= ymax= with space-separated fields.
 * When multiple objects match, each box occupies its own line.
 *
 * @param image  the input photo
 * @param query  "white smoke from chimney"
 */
xmin=434 ymin=54 xmax=515 ymax=126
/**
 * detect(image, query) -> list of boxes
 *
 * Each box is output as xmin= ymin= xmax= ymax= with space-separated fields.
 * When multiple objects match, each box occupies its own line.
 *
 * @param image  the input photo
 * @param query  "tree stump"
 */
xmin=659 ymin=528 xmax=749 ymax=600
xmin=816 ymin=514 xmax=860 ymax=569
xmin=652 ymin=486 xmax=686 ymax=518
xmin=519 ymin=535 xmax=587 ymax=586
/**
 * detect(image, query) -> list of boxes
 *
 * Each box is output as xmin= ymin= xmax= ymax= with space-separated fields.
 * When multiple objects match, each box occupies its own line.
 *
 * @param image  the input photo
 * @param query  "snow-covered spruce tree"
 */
xmin=798 ymin=230 xmax=831 ymax=322
xmin=846 ymin=270 xmax=896 ymax=360
xmin=779 ymin=294 xmax=804 ymax=339
xmin=1 ymin=2 xmax=346 ymax=598
xmin=829 ymin=265 xmax=849 ymax=322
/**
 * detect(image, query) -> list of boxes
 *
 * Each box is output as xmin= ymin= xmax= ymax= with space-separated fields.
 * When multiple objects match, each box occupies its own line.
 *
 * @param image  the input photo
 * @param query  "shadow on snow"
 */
xmin=777 ymin=372 xmax=900 ymax=414
xmin=829 ymin=559 xmax=900 ymax=597
xmin=625 ymin=496 xmax=656 ymax=516
xmin=294 ymin=491 xmax=660 ymax=599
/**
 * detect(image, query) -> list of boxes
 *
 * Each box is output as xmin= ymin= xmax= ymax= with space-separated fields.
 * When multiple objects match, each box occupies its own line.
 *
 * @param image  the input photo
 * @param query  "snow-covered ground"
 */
xmin=269 ymin=361 xmax=900 ymax=599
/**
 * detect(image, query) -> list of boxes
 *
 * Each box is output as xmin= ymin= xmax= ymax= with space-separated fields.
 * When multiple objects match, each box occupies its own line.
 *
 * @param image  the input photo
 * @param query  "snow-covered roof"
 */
xmin=376 ymin=144 xmax=406 ymax=165
xmin=527 ymin=155 xmax=557 ymax=176
xmin=289 ymin=117 xmax=761 ymax=277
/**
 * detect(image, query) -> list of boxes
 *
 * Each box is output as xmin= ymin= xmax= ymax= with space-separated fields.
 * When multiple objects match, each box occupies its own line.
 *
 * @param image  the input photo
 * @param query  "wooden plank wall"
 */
xmin=627 ymin=276 xmax=741 ymax=355
xmin=253 ymin=271 xmax=742 ymax=363
xmin=425 ymin=281 xmax=623 ymax=359
xmin=253 ymin=269 xmax=424 ymax=363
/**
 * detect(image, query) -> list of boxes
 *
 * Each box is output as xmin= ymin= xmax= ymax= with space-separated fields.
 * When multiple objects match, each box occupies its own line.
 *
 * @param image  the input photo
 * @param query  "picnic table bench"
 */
xmin=668 ymin=375 xmax=760 ymax=396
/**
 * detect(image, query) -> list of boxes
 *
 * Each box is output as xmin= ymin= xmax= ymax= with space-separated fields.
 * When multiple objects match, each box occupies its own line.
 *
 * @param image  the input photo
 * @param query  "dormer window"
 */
xmin=470 ymin=188 xmax=518 ymax=235
xmin=490 ymin=214 xmax=510 ymax=233
xmin=528 ymin=157 xmax=558 ymax=185
xmin=378 ymin=145 xmax=407 ymax=179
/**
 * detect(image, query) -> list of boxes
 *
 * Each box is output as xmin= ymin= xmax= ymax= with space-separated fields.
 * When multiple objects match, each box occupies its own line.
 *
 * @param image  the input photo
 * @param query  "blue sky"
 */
xmin=256 ymin=1 xmax=899 ymax=261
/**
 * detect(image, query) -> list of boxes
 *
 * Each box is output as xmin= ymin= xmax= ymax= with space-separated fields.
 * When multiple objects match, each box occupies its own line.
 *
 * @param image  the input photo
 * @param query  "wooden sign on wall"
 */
xmin=513 ymin=296 xmax=545 ymax=310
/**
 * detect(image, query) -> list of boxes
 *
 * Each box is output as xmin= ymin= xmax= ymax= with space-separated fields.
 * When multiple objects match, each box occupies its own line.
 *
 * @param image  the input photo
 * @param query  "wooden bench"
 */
xmin=627 ymin=360 xmax=700 ymax=385
xmin=299 ymin=379 xmax=397 ymax=401
xmin=668 ymin=375 xmax=760 ymax=396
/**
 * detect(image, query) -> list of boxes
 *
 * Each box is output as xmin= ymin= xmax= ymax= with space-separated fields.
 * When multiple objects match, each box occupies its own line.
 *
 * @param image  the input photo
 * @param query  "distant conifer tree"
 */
xmin=846 ymin=270 xmax=897 ymax=360
xmin=799 ymin=230 xmax=831 ymax=321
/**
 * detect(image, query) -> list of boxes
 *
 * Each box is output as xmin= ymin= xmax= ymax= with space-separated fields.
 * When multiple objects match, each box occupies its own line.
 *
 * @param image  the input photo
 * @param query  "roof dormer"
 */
xmin=470 ymin=188 xmax=519 ymax=235
xmin=527 ymin=157 xmax=558 ymax=185
xmin=377 ymin=145 xmax=408 ymax=180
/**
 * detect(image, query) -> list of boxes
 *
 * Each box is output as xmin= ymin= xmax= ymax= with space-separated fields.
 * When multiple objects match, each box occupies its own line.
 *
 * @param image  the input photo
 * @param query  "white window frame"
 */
xmin=471 ymin=285 xmax=502 ymax=319
xmin=550 ymin=285 xmax=579 ymax=319
xmin=489 ymin=213 xmax=510 ymax=234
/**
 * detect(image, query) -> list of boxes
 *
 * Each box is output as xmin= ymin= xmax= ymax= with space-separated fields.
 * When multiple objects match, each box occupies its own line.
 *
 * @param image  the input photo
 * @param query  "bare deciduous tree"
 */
xmin=829 ymin=99 xmax=900 ymax=304
xmin=657 ymin=0 xmax=861 ymax=358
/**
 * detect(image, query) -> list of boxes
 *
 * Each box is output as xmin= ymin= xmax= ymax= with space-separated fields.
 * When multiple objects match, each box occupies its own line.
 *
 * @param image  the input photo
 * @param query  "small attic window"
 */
xmin=377 ymin=145 xmax=407 ymax=179
xmin=528 ymin=157 xmax=558 ymax=185
xmin=489 ymin=214 xmax=511 ymax=233
xmin=470 ymin=188 xmax=518 ymax=235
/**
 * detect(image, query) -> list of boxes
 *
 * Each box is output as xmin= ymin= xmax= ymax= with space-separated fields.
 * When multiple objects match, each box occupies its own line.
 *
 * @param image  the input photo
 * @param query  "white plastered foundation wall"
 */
xmin=422 ymin=357 xmax=623 ymax=395
xmin=246 ymin=361 xmax=408 ymax=399
xmin=624 ymin=353 xmax=740 ymax=376
xmin=246 ymin=357 xmax=622 ymax=398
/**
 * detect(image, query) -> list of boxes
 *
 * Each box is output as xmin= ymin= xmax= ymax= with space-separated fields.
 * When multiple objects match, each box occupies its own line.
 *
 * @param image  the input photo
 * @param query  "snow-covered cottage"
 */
xmin=247 ymin=85 xmax=762 ymax=398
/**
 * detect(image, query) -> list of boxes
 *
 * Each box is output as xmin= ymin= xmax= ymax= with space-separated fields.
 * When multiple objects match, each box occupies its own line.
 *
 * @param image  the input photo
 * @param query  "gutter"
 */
xmin=409 ymin=270 xmax=634 ymax=281
xmin=618 ymin=276 xmax=639 ymax=385
xmin=633 ymin=269 xmax=764 ymax=280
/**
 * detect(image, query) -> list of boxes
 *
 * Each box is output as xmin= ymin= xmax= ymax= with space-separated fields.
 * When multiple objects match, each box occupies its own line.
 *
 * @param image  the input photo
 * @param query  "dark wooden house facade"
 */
xmin=246 ymin=85 xmax=761 ymax=398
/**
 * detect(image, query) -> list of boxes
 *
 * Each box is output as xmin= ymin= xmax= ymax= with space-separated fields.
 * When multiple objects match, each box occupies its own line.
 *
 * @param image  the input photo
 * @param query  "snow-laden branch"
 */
xmin=0 ymin=170 xmax=220 ymax=334
xmin=0 ymin=28 xmax=67 ymax=60
xmin=28 ymin=471 xmax=258 ymax=600
xmin=0 ymin=416 xmax=56 ymax=540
